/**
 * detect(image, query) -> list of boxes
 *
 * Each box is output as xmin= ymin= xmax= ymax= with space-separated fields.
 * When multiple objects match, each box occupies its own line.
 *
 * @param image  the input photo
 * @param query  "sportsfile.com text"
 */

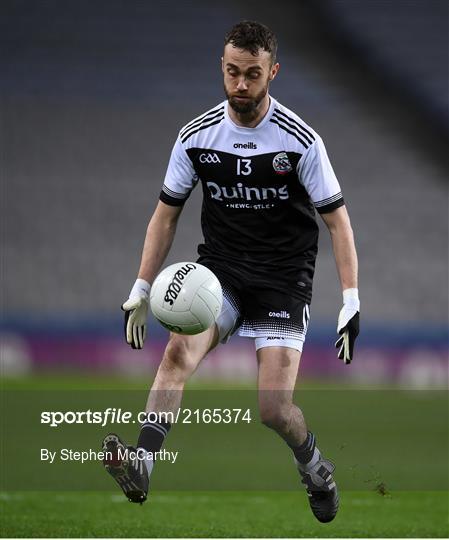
xmin=40 ymin=408 xmax=253 ymax=427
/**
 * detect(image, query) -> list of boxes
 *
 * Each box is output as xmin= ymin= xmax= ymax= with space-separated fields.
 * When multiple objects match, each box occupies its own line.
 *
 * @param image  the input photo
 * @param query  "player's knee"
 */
xmin=259 ymin=404 xmax=291 ymax=433
xmin=160 ymin=337 xmax=196 ymax=378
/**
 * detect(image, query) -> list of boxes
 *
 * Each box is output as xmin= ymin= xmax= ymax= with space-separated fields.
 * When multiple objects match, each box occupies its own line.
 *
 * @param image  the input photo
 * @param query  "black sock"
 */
xmin=289 ymin=431 xmax=316 ymax=465
xmin=137 ymin=418 xmax=171 ymax=454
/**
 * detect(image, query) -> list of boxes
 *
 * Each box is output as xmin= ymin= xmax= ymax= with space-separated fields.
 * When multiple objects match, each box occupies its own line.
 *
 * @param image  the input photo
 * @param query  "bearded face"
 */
xmin=222 ymin=44 xmax=279 ymax=122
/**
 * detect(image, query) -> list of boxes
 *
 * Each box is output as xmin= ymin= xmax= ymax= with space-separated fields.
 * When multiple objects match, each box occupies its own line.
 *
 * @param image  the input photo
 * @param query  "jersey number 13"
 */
xmin=236 ymin=158 xmax=252 ymax=176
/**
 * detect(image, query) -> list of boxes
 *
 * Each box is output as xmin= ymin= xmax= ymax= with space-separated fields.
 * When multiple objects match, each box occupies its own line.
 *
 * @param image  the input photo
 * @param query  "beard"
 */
xmin=225 ymin=82 xmax=269 ymax=115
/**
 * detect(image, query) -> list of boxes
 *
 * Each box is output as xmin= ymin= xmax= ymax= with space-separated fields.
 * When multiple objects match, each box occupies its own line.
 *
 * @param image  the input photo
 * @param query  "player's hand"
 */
xmin=122 ymin=279 xmax=151 ymax=349
xmin=335 ymin=288 xmax=360 ymax=364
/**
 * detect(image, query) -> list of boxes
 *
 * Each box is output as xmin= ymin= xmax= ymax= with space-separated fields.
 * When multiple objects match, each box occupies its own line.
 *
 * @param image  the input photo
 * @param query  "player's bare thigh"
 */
xmin=257 ymin=346 xmax=301 ymax=391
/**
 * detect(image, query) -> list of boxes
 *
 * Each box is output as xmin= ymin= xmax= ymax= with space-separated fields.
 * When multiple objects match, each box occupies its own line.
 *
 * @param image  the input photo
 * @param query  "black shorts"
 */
xmin=198 ymin=257 xmax=311 ymax=345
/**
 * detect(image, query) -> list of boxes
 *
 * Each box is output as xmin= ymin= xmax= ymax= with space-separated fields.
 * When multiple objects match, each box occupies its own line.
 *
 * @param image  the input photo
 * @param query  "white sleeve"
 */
xmin=159 ymin=137 xmax=198 ymax=206
xmin=297 ymin=136 xmax=345 ymax=214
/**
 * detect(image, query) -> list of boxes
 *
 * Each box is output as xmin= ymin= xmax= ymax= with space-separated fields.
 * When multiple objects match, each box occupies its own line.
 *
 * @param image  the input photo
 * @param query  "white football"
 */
xmin=150 ymin=262 xmax=223 ymax=335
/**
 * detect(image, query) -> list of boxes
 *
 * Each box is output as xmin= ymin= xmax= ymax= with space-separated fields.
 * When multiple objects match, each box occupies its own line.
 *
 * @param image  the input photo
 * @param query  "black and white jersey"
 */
xmin=159 ymin=97 xmax=344 ymax=302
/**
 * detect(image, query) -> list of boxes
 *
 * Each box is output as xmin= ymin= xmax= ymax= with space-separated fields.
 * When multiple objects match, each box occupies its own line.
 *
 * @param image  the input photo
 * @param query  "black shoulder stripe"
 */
xmin=274 ymin=108 xmax=315 ymax=142
xmin=272 ymin=113 xmax=314 ymax=146
xmin=180 ymin=106 xmax=224 ymax=138
xmin=181 ymin=116 xmax=225 ymax=143
xmin=270 ymin=118 xmax=310 ymax=148
xmin=180 ymin=109 xmax=224 ymax=141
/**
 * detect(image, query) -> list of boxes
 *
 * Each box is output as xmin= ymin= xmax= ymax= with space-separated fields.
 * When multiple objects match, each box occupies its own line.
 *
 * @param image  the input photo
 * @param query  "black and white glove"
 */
xmin=121 ymin=279 xmax=151 ymax=349
xmin=335 ymin=288 xmax=360 ymax=364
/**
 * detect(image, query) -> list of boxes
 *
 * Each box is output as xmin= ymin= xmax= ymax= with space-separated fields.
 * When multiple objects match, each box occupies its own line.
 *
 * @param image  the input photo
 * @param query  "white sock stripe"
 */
xmin=150 ymin=422 xmax=168 ymax=435
xmin=142 ymin=420 xmax=168 ymax=434
xmin=141 ymin=422 xmax=168 ymax=437
xmin=143 ymin=423 xmax=167 ymax=438
xmin=153 ymin=421 xmax=169 ymax=435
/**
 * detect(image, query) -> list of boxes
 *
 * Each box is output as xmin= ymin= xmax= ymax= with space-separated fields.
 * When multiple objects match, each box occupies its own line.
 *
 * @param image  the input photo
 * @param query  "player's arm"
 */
xmin=321 ymin=206 xmax=360 ymax=364
xmin=298 ymin=135 xmax=360 ymax=363
xmin=122 ymin=201 xmax=183 ymax=350
xmin=320 ymin=206 xmax=358 ymax=291
xmin=122 ymin=133 xmax=197 ymax=349
xmin=137 ymin=201 xmax=183 ymax=285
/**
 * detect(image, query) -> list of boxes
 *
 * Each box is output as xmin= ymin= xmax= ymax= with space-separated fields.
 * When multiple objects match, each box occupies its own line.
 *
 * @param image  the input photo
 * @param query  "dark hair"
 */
xmin=224 ymin=21 xmax=277 ymax=63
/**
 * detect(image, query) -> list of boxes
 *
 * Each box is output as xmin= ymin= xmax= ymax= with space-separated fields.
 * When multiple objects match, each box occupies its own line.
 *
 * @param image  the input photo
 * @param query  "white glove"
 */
xmin=335 ymin=288 xmax=360 ymax=364
xmin=121 ymin=279 xmax=151 ymax=350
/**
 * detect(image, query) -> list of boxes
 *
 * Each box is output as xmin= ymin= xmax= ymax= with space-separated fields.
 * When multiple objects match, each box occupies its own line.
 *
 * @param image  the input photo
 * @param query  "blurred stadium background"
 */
xmin=2 ymin=0 xmax=448 ymax=386
xmin=1 ymin=2 xmax=448 ymax=537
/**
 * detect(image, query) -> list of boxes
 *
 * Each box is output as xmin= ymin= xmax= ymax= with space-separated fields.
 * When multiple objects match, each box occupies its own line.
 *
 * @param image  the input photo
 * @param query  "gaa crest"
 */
xmin=272 ymin=152 xmax=292 ymax=175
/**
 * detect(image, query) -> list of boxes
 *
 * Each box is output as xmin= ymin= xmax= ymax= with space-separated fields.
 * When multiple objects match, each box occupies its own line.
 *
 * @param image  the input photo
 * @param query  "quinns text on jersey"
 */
xmin=191 ymin=147 xmax=317 ymax=302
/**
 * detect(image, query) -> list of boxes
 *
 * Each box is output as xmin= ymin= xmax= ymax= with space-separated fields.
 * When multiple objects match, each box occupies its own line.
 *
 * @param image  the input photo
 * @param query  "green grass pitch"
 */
xmin=1 ymin=376 xmax=448 ymax=537
xmin=1 ymin=490 xmax=448 ymax=537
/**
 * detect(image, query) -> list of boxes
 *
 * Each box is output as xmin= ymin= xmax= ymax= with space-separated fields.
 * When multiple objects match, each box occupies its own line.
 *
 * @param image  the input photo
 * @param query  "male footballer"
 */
xmin=103 ymin=21 xmax=360 ymax=523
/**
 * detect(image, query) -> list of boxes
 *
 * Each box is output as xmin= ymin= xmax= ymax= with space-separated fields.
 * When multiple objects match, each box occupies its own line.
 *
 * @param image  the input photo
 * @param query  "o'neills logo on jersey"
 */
xmin=268 ymin=311 xmax=291 ymax=319
xmin=207 ymin=182 xmax=289 ymax=202
xmin=273 ymin=152 xmax=293 ymax=175
xmin=234 ymin=142 xmax=257 ymax=149
xmin=164 ymin=263 xmax=196 ymax=305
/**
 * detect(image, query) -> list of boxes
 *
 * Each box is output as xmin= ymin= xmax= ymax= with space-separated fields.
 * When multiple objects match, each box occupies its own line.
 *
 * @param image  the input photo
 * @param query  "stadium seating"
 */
xmin=2 ymin=0 xmax=447 ymax=328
